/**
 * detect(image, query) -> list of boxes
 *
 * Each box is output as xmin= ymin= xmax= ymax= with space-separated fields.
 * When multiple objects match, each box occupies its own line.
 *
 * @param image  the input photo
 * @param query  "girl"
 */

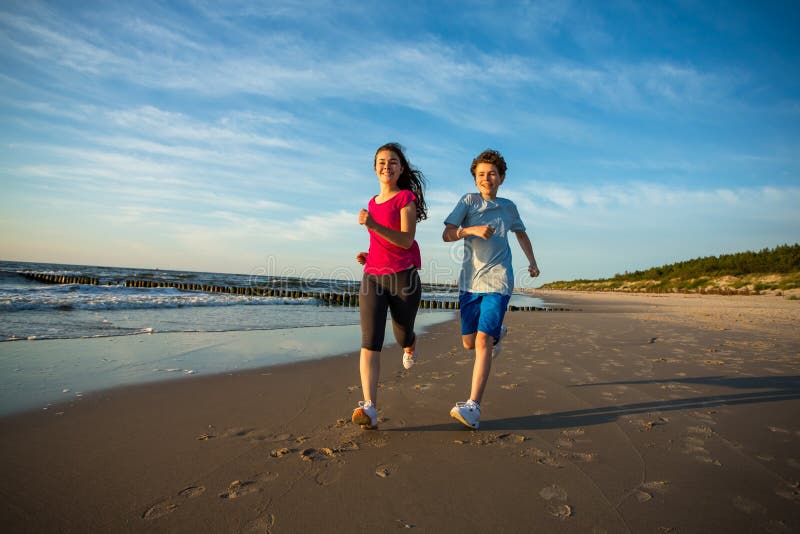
xmin=351 ymin=142 xmax=428 ymax=430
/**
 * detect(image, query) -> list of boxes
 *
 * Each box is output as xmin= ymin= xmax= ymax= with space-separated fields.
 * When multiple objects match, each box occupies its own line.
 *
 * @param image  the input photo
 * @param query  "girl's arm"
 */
xmin=359 ymin=202 xmax=417 ymax=249
xmin=514 ymin=230 xmax=540 ymax=277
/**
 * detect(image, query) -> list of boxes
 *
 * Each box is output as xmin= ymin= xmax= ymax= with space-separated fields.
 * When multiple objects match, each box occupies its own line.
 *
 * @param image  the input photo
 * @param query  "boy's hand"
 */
xmin=528 ymin=264 xmax=540 ymax=277
xmin=356 ymin=252 xmax=368 ymax=265
xmin=472 ymin=225 xmax=495 ymax=240
xmin=358 ymin=208 xmax=373 ymax=228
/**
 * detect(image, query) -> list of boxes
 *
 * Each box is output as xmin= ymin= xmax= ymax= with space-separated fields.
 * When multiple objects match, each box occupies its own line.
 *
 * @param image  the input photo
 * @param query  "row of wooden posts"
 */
xmin=23 ymin=273 xmax=100 ymax=286
xmin=21 ymin=272 xmax=559 ymax=311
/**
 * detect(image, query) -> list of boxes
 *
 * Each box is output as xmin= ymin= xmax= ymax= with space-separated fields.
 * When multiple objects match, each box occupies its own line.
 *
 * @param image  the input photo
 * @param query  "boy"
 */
xmin=443 ymin=149 xmax=539 ymax=429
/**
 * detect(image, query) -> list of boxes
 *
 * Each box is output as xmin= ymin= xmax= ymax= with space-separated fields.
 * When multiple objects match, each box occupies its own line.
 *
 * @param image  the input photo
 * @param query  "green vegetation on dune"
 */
xmin=541 ymin=244 xmax=800 ymax=294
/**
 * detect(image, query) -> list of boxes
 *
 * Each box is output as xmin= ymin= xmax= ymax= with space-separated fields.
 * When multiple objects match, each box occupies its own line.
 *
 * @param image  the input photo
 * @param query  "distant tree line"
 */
xmin=613 ymin=243 xmax=799 ymax=282
xmin=540 ymin=243 xmax=800 ymax=292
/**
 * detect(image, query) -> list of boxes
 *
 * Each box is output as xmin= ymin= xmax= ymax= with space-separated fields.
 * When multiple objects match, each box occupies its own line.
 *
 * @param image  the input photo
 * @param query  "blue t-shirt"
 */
xmin=444 ymin=193 xmax=525 ymax=295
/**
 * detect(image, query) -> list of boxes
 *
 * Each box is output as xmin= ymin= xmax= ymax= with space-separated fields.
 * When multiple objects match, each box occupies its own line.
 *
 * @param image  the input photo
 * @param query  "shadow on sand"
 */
xmin=391 ymin=375 xmax=800 ymax=432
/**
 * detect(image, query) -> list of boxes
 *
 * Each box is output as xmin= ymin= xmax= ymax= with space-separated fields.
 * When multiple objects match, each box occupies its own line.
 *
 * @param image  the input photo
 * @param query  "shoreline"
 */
xmin=0 ymin=310 xmax=457 ymax=418
xmin=1 ymin=291 xmax=798 ymax=533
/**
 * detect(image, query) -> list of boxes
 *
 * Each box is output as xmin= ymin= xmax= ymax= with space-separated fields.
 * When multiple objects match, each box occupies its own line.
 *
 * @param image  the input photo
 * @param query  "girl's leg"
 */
xmin=469 ymin=332 xmax=493 ymax=404
xmin=387 ymin=268 xmax=422 ymax=351
xmin=359 ymin=273 xmax=388 ymax=403
xmin=359 ymin=348 xmax=381 ymax=402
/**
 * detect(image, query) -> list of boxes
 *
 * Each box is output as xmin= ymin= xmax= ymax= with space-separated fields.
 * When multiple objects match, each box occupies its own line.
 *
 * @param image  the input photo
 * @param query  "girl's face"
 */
xmin=374 ymin=149 xmax=403 ymax=186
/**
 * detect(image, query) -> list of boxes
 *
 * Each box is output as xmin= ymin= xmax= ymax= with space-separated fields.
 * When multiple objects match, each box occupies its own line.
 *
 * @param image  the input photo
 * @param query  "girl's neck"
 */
xmin=377 ymin=183 xmax=401 ymax=201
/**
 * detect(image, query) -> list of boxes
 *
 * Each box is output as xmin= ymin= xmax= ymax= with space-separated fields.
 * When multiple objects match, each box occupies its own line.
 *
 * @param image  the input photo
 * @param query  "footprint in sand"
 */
xmin=539 ymin=483 xmax=573 ymax=519
xmin=540 ymin=484 xmax=567 ymax=501
xmin=219 ymin=480 xmax=259 ymax=500
xmin=775 ymin=481 xmax=800 ymax=502
xmin=767 ymin=426 xmax=790 ymax=434
xmin=641 ymin=481 xmax=670 ymax=495
xmin=142 ymin=485 xmax=206 ymax=520
xmin=299 ymin=447 xmax=337 ymax=462
xmin=315 ymin=459 xmax=345 ymax=486
xmin=178 ymin=486 xmax=206 ymax=498
xmin=633 ymin=480 xmax=669 ymax=504
xmin=763 ymin=520 xmax=793 ymax=534
xmin=634 ymin=417 xmax=668 ymax=432
xmin=555 ymin=438 xmax=575 ymax=449
xmin=524 ymin=448 xmax=564 ymax=468
xmin=242 ymin=513 xmax=276 ymax=534
xmin=561 ymin=428 xmax=585 ymax=438
xmin=732 ymin=496 xmax=766 ymax=515
xmin=375 ymin=463 xmax=397 ymax=478
xmin=220 ymin=427 xmax=255 ymax=439
xmin=142 ymin=501 xmax=178 ymax=520
xmin=680 ymin=426 xmax=721 ymax=465
xmin=567 ymin=451 xmax=596 ymax=463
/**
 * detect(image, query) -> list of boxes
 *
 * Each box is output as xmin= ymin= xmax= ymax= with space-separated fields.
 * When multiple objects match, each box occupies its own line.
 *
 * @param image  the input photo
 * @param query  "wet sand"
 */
xmin=1 ymin=291 xmax=798 ymax=533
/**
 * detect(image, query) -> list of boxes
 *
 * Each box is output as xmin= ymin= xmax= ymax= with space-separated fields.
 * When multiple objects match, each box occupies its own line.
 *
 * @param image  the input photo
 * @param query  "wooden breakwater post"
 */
xmin=22 ymin=272 xmax=99 ymax=285
xmin=103 ymin=278 xmax=572 ymax=312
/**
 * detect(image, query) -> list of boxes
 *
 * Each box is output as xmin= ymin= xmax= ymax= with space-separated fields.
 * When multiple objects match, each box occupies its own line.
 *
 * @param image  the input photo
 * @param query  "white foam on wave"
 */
xmin=0 ymin=284 xmax=318 ymax=312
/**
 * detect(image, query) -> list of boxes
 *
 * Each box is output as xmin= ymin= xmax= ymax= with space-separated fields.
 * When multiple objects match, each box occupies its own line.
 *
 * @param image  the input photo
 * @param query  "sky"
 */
xmin=1 ymin=0 xmax=798 ymax=288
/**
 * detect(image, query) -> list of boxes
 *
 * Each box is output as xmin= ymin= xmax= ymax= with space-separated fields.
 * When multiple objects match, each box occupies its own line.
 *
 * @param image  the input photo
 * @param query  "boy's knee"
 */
xmin=462 ymin=340 xmax=474 ymax=350
xmin=475 ymin=331 xmax=493 ymax=349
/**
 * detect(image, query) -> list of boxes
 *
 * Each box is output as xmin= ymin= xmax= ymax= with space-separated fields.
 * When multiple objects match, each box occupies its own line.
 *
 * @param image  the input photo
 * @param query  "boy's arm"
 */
xmin=514 ymin=230 xmax=540 ymax=277
xmin=442 ymin=223 xmax=495 ymax=242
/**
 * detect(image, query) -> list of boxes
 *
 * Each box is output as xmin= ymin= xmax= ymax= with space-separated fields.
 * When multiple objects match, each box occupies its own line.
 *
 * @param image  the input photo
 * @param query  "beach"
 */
xmin=1 ymin=291 xmax=798 ymax=533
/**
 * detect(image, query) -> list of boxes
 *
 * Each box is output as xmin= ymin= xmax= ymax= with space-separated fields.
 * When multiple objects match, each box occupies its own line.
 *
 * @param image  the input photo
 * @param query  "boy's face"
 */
xmin=473 ymin=162 xmax=504 ymax=199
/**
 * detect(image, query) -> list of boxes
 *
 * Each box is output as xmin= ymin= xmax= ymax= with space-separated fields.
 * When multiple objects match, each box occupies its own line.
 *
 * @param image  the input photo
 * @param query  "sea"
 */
xmin=0 ymin=260 xmax=547 ymax=415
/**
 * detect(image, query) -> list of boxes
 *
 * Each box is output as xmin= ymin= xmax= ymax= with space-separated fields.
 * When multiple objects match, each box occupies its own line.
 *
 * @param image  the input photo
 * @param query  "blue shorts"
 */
xmin=458 ymin=292 xmax=510 ymax=340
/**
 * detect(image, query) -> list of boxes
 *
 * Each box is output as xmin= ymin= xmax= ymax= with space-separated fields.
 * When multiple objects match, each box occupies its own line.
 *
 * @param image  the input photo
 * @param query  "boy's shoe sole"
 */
xmin=351 ymin=408 xmax=378 ymax=430
xmin=450 ymin=407 xmax=479 ymax=430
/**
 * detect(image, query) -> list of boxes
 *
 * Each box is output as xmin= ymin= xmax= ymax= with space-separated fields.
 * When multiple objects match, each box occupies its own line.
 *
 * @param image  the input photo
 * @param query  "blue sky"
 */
xmin=1 ymin=0 xmax=798 ymax=287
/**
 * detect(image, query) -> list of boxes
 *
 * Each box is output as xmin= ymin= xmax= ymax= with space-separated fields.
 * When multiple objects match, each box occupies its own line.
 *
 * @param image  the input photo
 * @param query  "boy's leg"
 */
xmin=469 ymin=332 xmax=493 ymax=404
xmin=458 ymin=292 xmax=481 ymax=350
xmin=469 ymin=293 xmax=511 ymax=404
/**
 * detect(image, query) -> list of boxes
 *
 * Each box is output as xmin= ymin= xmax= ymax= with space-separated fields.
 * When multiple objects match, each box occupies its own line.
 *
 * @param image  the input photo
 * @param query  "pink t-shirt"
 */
xmin=364 ymin=189 xmax=422 ymax=275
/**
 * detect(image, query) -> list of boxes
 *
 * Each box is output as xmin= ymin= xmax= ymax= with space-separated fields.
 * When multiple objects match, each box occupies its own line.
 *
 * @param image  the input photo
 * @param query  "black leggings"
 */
xmin=360 ymin=267 xmax=422 ymax=351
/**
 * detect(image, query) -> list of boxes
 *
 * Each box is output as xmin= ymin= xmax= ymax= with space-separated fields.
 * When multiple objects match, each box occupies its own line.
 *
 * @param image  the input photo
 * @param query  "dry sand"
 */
xmin=1 ymin=291 xmax=798 ymax=533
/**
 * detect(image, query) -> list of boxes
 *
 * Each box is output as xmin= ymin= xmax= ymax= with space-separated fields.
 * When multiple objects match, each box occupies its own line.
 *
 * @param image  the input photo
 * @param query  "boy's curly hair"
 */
xmin=470 ymin=149 xmax=507 ymax=178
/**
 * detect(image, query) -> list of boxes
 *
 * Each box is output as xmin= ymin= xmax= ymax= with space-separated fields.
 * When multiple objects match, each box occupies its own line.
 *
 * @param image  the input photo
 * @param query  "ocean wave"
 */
xmin=0 ymin=285 xmax=320 ymax=312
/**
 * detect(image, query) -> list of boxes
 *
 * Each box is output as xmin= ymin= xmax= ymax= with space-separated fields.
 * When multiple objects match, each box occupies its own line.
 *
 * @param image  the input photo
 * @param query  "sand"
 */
xmin=1 ymin=291 xmax=798 ymax=533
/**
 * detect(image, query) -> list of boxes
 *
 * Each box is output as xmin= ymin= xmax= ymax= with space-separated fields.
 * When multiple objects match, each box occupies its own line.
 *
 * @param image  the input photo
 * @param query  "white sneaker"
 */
xmin=492 ymin=325 xmax=508 ymax=359
xmin=402 ymin=350 xmax=416 ymax=370
xmin=352 ymin=400 xmax=378 ymax=429
xmin=450 ymin=399 xmax=481 ymax=429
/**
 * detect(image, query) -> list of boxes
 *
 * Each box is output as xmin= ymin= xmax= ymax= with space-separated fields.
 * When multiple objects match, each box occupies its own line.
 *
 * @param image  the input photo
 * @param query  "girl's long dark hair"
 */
xmin=375 ymin=142 xmax=428 ymax=222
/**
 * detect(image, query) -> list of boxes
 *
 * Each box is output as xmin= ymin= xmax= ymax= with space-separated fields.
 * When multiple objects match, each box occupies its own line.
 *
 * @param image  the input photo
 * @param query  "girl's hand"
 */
xmin=356 ymin=252 xmax=368 ymax=265
xmin=528 ymin=264 xmax=540 ymax=277
xmin=473 ymin=225 xmax=495 ymax=240
xmin=358 ymin=208 xmax=373 ymax=228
